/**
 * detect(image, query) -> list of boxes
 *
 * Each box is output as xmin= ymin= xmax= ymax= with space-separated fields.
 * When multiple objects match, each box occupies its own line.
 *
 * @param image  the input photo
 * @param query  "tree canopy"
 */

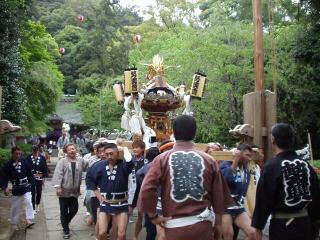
xmin=1 ymin=0 xmax=320 ymax=156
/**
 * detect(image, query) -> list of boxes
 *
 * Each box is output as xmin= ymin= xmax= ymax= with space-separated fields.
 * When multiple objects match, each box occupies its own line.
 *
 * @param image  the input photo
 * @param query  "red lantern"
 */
xmin=133 ymin=34 xmax=142 ymax=44
xmin=77 ymin=15 xmax=84 ymax=22
xmin=59 ymin=47 xmax=65 ymax=55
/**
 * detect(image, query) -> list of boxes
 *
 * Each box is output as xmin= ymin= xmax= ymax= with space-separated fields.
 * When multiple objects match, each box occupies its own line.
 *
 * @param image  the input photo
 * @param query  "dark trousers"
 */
xmin=90 ymin=196 xmax=100 ymax=224
xmin=270 ymin=217 xmax=312 ymax=240
xmin=145 ymin=214 xmax=157 ymax=240
xmin=59 ymin=197 xmax=79 ymax=233
xmin=31 ymin=180 xmax=43 ymax=209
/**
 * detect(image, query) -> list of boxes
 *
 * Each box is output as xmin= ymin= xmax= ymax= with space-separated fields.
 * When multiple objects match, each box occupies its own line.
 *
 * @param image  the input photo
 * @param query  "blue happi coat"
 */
xmin=1 ymin=158 xmax=35 ymax=196
xmin=86 ymin=159 xmax=134 ymax=199
xmin=220 ymin=161 xmax=250 ymax=209
xmin=26 ymin=154 xmax=48 ymax=181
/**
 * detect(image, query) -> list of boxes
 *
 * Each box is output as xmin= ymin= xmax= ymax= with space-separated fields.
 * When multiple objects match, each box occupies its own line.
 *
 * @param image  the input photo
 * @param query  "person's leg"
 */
xmin=59 ymin=197 xmax=69 ymax=233
xmin=95 ymin=207 xmax=100 ymax=239
xmin=35 ymin=181 xmax=43 ymax=209
xmin=107 ymin=218 xmax=113 ymax=238
xmin=234 ymin=212 xmax=255 ymax=240
xmin=269 ymin=217 xmax=312 ymax=240
xmin=97 ymin=212 xmax=111 ymax=240
xmin=23 ymin=192 xmax=35 ymax=223
xmin=91 ymin=197 xmax=99 ymax=224
xmin=31 ymin=184 xmax=36 ymax=210
xmin=156 ymin=225 xmax=166 ymax=240
xmin=145 ymin=214 xmax=157 ymax=240
xmin=222 ymin=214 xmax=234 ymax=240
xmin=133 ymin=211 xmax=143 ymax=240
xmin=67 ymin=197 xmax=79 ymax=224
xmin=233 ymin=224 xmax=239 ymax=240
xmin=11 ymin=195 xmax=22 ymax=225
xmin=115 ymin=212 xmax=128 ymax=240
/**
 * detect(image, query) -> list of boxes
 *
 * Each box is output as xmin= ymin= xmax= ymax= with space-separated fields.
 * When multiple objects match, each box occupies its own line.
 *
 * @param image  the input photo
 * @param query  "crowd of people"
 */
xmin=1 ymin=115 xmax=320 ymax=240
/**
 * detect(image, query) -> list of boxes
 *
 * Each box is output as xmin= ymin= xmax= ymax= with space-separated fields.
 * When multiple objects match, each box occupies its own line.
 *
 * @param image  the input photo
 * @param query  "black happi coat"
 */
xmin=1 ymin=158 xmax=35 ymax=196
xmin=86 ymin=159 xmax=134 ymax=196
xmin=26 ymin=154 xmax=48 ymax=181
xmin=252 ymin=151 xmax=320 ymax=229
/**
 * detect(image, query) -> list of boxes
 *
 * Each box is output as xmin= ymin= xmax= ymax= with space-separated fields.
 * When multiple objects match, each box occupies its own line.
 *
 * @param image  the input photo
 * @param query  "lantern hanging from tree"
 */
xmin=59 ymin=47 xmax=65 ymax=55
xmin=133 ymin=34 xmax=142 ymax=44
xmin=77 ymin=15 xmax=84 ymax=22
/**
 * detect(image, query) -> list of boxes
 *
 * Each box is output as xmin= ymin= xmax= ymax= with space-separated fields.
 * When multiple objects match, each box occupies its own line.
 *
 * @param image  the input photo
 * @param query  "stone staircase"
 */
xmin=47 ymin=157 xmax=58 ymax=178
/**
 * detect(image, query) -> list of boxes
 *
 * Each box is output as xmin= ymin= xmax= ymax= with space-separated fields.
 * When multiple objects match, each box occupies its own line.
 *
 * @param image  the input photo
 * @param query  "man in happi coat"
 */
xmin=252 ymin=123 xmax=320 ymax=240
xmin=86 ymin=143 xmax=134 ymax=240
xmin=26 ymin=145 xmax=48 ymax=213
xmin=139 ymin=115 xmax=233 ymax=240
xmin=1 ymin=147 xmax=35 ymax=228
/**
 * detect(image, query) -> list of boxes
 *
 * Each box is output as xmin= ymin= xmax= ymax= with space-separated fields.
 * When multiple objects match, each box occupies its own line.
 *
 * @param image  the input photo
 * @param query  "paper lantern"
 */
xmin=133 ymin=34 xmax=142 ymax=44
xmin=59 ymin=47 xmax=65 ymax=55
xmin=77 ymin=15 xmax=84 ymax=22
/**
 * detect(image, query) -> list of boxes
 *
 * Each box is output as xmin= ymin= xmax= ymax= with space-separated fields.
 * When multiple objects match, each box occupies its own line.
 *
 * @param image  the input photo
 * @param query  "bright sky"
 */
xmin=119 ymin=0 xmax=156 ymax=17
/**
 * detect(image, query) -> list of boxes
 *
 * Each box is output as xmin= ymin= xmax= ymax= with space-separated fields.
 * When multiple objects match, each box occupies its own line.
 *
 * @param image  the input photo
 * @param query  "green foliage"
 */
xmin=76 ymin=86 xmax=123 ymax=130
xmin=20 ymin=20 xmax=63 ymax=134
xmin=16 ymin=142 xmax=32 ymax=154
xmin=0 ymin=0 xmax=29 ymax=124
xmin=0 ymin=148 xmax=11 ymax=166
xmin=128 ymin=19 xmax=254 ymax=144
xmin=274 ymin=23 xmax=320 ymax=155
xmin=34 ymin=0 xmax=135 ymax=94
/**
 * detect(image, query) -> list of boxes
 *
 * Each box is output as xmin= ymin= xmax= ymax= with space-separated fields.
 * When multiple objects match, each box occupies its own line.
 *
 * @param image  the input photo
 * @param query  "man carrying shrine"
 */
xmin=219 ymin=144 xmax=256 ymax=240
xmin=86 ymin=143 xmax=134 ymax=240
xmin=139 ymin=115 xmax=233 ymax=240
xmin=252 ymin=123 xmax=320 ymax=240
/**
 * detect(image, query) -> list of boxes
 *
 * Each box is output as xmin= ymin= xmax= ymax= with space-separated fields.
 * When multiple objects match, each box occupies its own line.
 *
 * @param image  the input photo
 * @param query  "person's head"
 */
xmin=63 ymin=143 xmax=77 ymax=159
xmin=251 ymin=144 xmax=264 ymax=166
xmin=97 ymin=143 xmax=108 ymax=159
xmin=86 ymin=142 xmax=95 ymax=154
xmin=11 ymin=146 xmax=23 ymax=161
xmin=205 ymin=142 xmax=223 ymax=154
xmin=271 ymin=123 xmax=294 ymax=152
xmin=173 ymin=115 xmax=196 ymax=141
xmin=132 ymin=134 xmax=143 ymax=142
xmin=132 ymin=139 xmax=145 ymax=158
xmin=237 ymin=143 xmax=253 ymax=165
xmin=104 ymin=143 xmax=119 ymax=165
xmin=146 ymin=147 xmax=160 ymax=163
xmin=32 ymin=145 xmax=39 ymax=154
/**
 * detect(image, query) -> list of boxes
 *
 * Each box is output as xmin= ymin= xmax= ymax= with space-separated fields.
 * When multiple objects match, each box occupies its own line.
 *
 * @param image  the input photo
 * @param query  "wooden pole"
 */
xmin=252 ymin=0 xmax=265 ymax=92
xmin=308 ymin=132 xmax=314 ymax=165
xmin=0 ymin=86 xmax=2 ymax=120
xmin=252 ymin=0 xmax=267 ymax=155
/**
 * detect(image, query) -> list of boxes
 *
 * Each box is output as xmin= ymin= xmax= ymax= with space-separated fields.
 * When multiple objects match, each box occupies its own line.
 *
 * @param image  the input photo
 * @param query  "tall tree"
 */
xmin=20 ymin=20 xmax=63 ymax=133
xmin=0 ymin=0 xmax=32 ymax=124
